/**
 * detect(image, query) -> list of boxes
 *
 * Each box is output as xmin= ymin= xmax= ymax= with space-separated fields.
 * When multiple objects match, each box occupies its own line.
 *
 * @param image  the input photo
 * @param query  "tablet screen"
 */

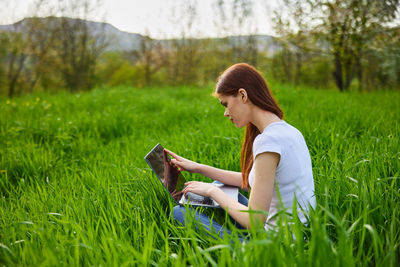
xmin=144 ymin=144 xmax=185 ymax=201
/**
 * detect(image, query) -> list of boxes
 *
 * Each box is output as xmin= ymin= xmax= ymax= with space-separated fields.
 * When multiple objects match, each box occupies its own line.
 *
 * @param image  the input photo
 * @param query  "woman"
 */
xmin=165 ymin=63 xmax=316 ymax=239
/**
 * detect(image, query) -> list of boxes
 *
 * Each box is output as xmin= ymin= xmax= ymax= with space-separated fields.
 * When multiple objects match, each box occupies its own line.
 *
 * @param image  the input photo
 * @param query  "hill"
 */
xmin=0 ymin=17 xmax=143 ymax=51
xmin=0 ymin=17 xmax=280 ymax=55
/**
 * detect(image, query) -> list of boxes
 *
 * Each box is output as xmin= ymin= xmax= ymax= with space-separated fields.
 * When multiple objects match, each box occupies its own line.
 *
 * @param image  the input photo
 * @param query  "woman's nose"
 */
xmin=224 ymin=109 xmax=229 ymax=117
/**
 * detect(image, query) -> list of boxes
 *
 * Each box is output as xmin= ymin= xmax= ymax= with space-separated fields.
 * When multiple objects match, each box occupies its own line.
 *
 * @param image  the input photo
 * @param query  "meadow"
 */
xmin=0 ymin=85 xmax=399 ymax=266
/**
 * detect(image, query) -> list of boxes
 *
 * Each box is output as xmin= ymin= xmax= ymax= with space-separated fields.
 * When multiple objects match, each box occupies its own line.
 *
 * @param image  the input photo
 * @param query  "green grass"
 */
xmin=0 ymin=85 xmax=399 ymax=266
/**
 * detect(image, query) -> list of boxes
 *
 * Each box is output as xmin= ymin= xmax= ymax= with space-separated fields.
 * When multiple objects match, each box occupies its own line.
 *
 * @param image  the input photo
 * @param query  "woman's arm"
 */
xmin=183 ymin=152 xmax=279 ymax=229
xmin=164 ymin=148 xmax=242 ymax=187
xmin=196 ymin=164 xmax=242 ymax=187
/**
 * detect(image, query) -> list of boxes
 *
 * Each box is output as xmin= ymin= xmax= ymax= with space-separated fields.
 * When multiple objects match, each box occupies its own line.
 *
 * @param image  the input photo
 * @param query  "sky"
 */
xmin=1 ymin=0 xmax=279 ymax=38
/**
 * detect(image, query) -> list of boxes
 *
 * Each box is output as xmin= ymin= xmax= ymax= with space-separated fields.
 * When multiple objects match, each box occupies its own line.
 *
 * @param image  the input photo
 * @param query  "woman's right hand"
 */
xmin=164 ymin=148 xmax=201 ymax=174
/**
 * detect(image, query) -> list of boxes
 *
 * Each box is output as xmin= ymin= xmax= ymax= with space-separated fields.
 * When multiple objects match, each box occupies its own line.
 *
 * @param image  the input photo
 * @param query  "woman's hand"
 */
xmin=182 ymin=181 xmax=219 ymax=198
xmin=171 ymin=189 xmax=183 ymax=201
xmin=164 ymin=148 xmax=201 ymax=173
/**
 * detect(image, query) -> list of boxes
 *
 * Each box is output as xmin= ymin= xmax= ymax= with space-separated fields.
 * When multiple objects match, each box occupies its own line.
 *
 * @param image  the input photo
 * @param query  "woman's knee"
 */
xmin=238 ymin=193 xmax=249 ymax=207
xmin=171 ymin=205 xmax=186 ymax=225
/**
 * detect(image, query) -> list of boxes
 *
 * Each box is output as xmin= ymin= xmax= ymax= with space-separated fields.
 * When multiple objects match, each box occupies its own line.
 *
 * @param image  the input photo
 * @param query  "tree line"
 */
xmin=272 ymin=0 xmax=400 ymax=91
xmin=0 ymin=0 xmax=399 ymax=97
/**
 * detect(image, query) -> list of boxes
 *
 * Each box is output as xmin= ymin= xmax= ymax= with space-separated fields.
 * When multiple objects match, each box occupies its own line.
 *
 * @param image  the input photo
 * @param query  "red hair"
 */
xmin=215 ymin=63 xmax=283 ymax=189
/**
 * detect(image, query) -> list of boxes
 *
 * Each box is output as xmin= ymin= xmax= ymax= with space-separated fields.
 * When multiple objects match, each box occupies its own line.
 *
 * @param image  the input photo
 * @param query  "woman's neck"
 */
xmin=251 ymin=108 xmax=281 ymax=133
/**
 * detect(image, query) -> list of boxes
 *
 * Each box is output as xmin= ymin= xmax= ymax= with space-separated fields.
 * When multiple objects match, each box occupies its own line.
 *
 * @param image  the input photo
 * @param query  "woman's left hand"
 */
xmin=182 ymin=181 xmax=218 ymax=198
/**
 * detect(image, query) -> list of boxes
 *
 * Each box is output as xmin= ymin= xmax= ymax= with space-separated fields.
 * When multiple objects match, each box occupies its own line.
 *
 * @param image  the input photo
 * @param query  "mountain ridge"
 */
xmin=0 ymin=17 xmax=280 ymax=55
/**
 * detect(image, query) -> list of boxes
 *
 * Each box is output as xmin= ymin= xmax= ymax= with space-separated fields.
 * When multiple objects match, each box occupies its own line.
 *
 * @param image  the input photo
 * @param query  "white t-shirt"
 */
xmin=248 ymin=120 xmax=316 ymax=230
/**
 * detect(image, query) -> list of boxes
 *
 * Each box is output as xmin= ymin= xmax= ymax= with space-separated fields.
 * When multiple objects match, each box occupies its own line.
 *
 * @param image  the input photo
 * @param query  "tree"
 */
xmin=165 ymin=0 xmax=203 ymax=86
xmin=0 ymin=0 xmax=108 ymax=95
xmin=26 ymin=0 xmax=108 ymax=92
xmin=213 ymin=0 xmax=259 ymax=66
xmin=24 ymin=17 xmax=57 ymax=92
xmin=363 ymin=27 xmax=400 ymax=90
xmin=271 ymin=0 xmax=317 ymax=85
xmin=50 ymin=0 xmax=108 ymax=91
xmin=270 ymin=0 xmax=400 ymax=91
xmin=1 ymin=30 xmax=27 ymax=97
xmin=322 ymin=0 xmax=400 ymax=91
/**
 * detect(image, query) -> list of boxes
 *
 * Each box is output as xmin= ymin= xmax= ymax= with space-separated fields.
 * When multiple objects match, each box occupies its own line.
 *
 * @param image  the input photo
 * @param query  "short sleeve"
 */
xmin=253 ymin=132 xmax=282 ymax=160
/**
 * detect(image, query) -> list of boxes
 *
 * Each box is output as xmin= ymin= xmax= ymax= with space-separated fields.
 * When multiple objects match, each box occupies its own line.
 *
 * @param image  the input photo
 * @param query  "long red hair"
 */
xmin=215 ymin=63 xmax=283 ymax=189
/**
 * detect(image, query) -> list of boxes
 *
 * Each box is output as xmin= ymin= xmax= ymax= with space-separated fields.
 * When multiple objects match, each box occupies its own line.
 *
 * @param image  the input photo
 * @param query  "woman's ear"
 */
xmin=238 ymin=88 xmax=248 ymax=103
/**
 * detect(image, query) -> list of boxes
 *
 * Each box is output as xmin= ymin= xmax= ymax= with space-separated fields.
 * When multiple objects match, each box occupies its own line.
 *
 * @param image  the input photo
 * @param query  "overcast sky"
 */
xmin=2 ymin=0 xmax=279 ymax=38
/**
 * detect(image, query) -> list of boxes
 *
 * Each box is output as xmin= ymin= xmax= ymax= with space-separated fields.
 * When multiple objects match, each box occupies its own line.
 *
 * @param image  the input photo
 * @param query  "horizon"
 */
xmin=0 ymin=0 xmax=279 ymax=39
xmin=0 ymin=15 xmax=280 ymax=40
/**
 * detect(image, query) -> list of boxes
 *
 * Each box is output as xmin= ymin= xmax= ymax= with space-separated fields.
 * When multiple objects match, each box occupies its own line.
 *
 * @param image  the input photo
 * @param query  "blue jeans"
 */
xmin=172 ymin=183 xmax=249 ymax=242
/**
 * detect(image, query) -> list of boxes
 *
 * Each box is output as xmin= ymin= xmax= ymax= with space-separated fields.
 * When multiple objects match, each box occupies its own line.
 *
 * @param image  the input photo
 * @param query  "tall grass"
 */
xmin=0 ymin=85 xmax=399 ymax=266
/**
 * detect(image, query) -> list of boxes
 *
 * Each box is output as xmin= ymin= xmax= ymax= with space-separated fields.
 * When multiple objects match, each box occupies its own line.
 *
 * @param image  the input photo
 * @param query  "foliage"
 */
xmin=1 ymin=85 xmax=399 ymax=265
xmin=300 ymin=56 xmax=334 ymax=88
xmin=0 ymin=0 xmax=107 ymax=97
xmin=271 ymin=0 xmax=400 ymax=91
xmin=0 ymin=0 xmax=399 ymax=96
xmin=0 ymin=31 xmax=28 ymax=96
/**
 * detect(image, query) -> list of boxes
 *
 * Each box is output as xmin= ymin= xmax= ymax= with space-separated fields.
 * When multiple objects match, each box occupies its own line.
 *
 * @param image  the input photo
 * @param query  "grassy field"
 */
xmin=1 ymin=85 xmax=399 ymax=266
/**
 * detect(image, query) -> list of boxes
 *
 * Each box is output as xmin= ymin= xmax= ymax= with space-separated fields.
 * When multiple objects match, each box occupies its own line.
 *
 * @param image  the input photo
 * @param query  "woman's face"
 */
xmin=218 ymin=91 xmax=251 ymax=128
